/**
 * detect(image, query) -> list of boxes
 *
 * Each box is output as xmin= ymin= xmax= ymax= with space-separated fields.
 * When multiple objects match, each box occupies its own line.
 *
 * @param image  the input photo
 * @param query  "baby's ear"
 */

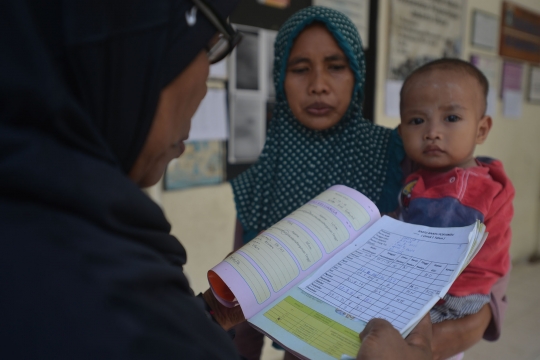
xmin=476 ymin=115 xmax=492 ymax=144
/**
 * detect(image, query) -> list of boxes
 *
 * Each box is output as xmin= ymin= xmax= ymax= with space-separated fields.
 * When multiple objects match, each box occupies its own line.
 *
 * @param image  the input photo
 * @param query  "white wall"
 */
xmin=160 ymin=0 xmax=540 ymax=292
xmin=375 ymin=0 xmax=540 ymax=262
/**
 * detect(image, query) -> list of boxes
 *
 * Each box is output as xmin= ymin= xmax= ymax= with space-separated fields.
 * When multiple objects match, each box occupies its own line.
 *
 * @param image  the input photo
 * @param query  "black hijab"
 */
xmin=0 ymin=0 xmax=239 ymax=358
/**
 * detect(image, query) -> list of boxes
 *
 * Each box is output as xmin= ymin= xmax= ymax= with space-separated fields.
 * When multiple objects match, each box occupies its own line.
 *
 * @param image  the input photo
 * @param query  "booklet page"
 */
xmin=208 ymin=185 xmax=381 ymax=319
xmin=299 ymin=216 xmax=478 ymax=332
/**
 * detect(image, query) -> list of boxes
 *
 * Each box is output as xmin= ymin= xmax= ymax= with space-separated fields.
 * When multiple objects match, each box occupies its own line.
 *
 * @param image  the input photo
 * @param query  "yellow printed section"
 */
xmin=264 ymin=296 xmax=360 ymax=359
xmin=314 ymin=190 xmax=370 ymax=231
xmin=265 ymin=220 xmax=323 ymax=270
xmin=289 ymin=203 xmax=348 ymax=253
xmin=240 ymin=235 xmax=299 ymax=292
xmin=225 ymin=254 xmax=271 ymax=304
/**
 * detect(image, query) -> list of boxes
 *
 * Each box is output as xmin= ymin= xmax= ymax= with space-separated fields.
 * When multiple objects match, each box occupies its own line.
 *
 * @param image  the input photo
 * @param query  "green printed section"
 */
xmin=264 ymin=296 xmax=360 ymax=359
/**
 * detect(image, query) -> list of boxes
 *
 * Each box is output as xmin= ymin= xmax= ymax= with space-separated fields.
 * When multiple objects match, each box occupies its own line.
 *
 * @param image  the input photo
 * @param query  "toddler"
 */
xmin=398 ymin=58 xmax=514 ymax=327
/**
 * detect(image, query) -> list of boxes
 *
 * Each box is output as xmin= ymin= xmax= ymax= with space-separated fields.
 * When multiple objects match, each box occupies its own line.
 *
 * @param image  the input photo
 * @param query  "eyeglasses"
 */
xmin=191 ymin=0 xmax=242 ymax=64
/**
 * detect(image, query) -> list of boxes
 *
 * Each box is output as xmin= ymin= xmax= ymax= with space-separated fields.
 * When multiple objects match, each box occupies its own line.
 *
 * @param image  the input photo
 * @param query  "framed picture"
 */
xmin=471 ymin=10 xmax=498 ymax=51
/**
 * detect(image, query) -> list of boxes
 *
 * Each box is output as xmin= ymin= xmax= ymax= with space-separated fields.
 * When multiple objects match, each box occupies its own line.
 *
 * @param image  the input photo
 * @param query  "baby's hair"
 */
xmin=400 ymin=58 xmax=489 ymax=116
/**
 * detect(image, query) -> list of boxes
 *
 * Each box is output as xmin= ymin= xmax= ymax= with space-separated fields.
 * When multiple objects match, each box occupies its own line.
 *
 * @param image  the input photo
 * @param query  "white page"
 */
xmin=188 ymin=88 xmax=228 ymax=141
xmin=503 ymin=90 xmax=522 ymax=118
xmin=299 ymin=216 xmax=476 ymax=333
xmin=209 ymin=60 xmax=227 ymax=80
xmin=486 ymin=88 xmax=497 ymax=117
xmin=385 ymin=80 xmax=402 ymax=117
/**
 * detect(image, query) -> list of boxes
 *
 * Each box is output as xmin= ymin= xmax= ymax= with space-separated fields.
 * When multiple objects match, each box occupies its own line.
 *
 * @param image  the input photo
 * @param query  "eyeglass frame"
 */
xmin=190 ymin=0 xmax=242 ymax=64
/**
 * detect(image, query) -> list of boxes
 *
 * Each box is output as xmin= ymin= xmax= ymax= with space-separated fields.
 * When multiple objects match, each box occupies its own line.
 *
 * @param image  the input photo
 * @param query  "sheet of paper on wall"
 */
xmin=188 ymin=88 xmax=228 ymax=141
xmin=485 ymin=88 xmax=498 ymax=118
xmin=503 ymin=90 xmax=522 ymax=118
xmin=313 ymin=0 xmax=370 ymax=49
xmin=528 ymin=66 xmax=540 ymax=102
xmin=470 ymin=55 xmax=500 ymax=117
xmin=209 ymin=60 xmax=227 ymax=80
xmin=385 ymin=80 xmax=402 ymax=118
xmin=502 ymin=61 xmax=523 ymax=119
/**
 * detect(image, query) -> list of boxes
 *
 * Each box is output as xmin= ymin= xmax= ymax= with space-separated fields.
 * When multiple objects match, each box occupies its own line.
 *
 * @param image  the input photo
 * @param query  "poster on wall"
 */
xmin=164 ymin=141 xmax=225 ymax=191
xmin=385 ymin=0 xmax=466 ymax=117
xmin=470 ymin=55 xmax=500 ymax=117
xmin=313 ymin=0 xmax=370 ymax=49
xmin=387 ymin=0 xmax=465 ymax=80
xmin=501 ymin=61 xmax=524 ymax=118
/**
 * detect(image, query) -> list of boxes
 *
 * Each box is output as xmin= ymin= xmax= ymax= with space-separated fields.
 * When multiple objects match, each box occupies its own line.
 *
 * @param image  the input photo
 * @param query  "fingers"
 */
xmin=359 ymin=318 xmax=396 ymax=341
xmin=356 ymin=318 xmax=403 ymax=360
xmin=356 ymin=316 xmax=432 ymax=360
xmin=202 ymin=288 xmax=246 ymax=331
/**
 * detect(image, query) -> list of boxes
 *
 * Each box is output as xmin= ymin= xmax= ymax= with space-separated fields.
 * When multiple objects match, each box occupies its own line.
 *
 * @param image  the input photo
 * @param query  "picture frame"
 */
xmin=471 ymin=9 xmax=498 ymax=51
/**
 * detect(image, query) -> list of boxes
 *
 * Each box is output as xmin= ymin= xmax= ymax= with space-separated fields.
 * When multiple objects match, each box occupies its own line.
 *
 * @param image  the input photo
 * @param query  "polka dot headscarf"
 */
xmin=231 ymin=6 xmax=403 ymax=242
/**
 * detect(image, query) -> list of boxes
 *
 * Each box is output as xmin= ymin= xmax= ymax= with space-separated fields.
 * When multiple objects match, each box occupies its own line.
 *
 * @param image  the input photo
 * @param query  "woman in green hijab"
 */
xmin=231 ymin=6 xmax=505 ymax=360
xmin=232 ymin=7 xmax=404 ymax=247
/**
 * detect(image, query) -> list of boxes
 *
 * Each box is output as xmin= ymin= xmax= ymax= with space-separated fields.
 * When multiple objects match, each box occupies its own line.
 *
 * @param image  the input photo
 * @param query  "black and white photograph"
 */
xmin=229 ymin=92 xmax=265 ymax=163
xmin=235 ymin=30 xmax=259 ymax=90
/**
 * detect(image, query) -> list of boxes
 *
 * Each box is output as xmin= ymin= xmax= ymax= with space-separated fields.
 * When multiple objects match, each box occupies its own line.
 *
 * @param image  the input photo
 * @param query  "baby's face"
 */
xmin=399 ymin=69 xmax=491 ymax=172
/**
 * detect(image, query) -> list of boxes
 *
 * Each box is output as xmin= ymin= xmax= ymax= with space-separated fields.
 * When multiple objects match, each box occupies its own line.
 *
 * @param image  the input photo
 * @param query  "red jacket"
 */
xmin=399 ymin=158 xmax=514 ymax=296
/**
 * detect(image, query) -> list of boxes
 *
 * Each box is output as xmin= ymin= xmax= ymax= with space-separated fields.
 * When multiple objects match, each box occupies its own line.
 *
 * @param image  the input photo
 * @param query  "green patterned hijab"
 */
xmin=231 ymin=6 xmax=404 ymax=242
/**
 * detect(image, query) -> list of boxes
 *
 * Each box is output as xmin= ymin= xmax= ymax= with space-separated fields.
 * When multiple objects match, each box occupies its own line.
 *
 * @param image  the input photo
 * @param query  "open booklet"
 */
xmin=208 ymin=185 xmax=487 ymax=360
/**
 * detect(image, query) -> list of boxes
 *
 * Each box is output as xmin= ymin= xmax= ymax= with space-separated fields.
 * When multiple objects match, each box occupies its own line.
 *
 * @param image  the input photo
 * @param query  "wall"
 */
xmin=159 ymin=0 xmax=540 ymax=291
xmin=375 ymin=0 xmax=540 ymax=262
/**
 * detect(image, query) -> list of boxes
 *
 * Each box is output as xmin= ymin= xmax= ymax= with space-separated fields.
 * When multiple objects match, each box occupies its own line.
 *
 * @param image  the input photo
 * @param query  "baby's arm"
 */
xmin=430 ymin=273 xmax=510 ymax=359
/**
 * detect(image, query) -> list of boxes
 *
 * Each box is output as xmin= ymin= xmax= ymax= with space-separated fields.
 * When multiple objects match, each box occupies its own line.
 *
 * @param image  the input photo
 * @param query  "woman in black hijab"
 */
xmin=0 ymin=0 xmax=434 ymax=358
xmin=0 ymin=0 xmax=245 ymax=358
